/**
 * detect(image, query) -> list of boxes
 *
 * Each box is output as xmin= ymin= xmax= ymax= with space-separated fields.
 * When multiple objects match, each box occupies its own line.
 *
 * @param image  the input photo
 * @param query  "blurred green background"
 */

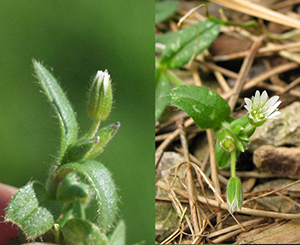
xmin=0 ymin=1 xmax=153 ymax=244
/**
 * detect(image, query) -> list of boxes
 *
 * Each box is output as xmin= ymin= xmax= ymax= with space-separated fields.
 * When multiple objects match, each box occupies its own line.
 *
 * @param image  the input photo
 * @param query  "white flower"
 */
xmin=95 ymin=69 xmax=110 ymax=93
xmin=244 ymin=90 xmax=281 ymax=126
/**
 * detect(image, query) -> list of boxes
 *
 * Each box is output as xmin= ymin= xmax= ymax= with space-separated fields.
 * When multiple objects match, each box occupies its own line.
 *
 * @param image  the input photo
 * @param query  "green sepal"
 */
xmin=33 ymin=61 xmax=78 ymax=160
xmin=246 ymin=113 xmax=266 ymax=127
xmin=56 ymin=160 xmax=118 ymax=231
xmin=231 ymin=115 xmax=256 ymax=138
xmin=88 ymin=122 xmax=120 ymax=159
xmin=5 ymin=182 xmax=62 ymax=239
xmin=56 ymin=172 xmax=89 ymax=202
xmin=108 ymin=220 xmax=126 ymax=245
xmin=227 ymin=176 xmax=243 ymax=213
xmin=162 ymin=86 xmax=231 ymax=129
xmin=61 ymin=218 xmax=109 ymax=245
xmin=62 ymin=122 xmax=120 ymax=163
xmin=88 ymin=71 xmax=113 ymax=121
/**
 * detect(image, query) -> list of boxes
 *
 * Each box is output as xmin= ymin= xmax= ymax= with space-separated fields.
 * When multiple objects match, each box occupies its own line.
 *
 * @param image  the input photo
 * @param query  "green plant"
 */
xmin=5 ymin=61 xmax=127 ymax=244
xmin=162 ymin=86 xmax=281 ymax=212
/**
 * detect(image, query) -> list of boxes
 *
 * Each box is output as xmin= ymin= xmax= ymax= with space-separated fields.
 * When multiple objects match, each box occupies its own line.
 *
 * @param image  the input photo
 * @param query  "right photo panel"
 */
xmin=155 ymin=0 xmax=300 ymax=244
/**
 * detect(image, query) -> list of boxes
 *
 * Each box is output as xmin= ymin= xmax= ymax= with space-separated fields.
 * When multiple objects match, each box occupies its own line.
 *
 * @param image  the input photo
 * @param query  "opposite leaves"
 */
xmin=162 ymin=85 xmax=231 ymax=129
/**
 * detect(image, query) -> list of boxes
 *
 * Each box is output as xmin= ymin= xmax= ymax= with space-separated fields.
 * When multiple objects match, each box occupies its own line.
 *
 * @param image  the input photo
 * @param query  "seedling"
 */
xmin=5 ymin=61 xmax=126 ymax=244
xmin=162 ymin=86 xmax=281 ymax=212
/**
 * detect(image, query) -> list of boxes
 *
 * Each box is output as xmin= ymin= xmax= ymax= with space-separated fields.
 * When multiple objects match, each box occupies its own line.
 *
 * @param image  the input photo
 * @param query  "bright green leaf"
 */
xmin=5 ymin=182 xmax=62 ymax=239
xmin=33 ymin=60 xmax=78 ymax=159
xmin=109 ymin=220 xmax=126 ymax=245
xmin=57 ymin=160 xmax=118 ymax=231
xmin=162 ymin=85 xmax=231 ymax=129
xmin=215 ymin=140 xmax=231 ymax=169
xmin=155 ymin=68 xmax=171 ymax=121
xmin=155 ymin=1 xmax=179 ymax=24
xmin=61 ymin=218 xmax=109 ymax=245
xmin=157 ymin=20 xmax=220 ymax=69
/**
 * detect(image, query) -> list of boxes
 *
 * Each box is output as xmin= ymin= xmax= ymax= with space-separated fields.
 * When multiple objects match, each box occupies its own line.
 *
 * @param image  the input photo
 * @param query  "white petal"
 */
xmin=266 ymin=101 xmax=281 ymax=116
xmin=265 ymin=96 xmax=279 ymax=108
xmin=261 ymin=90 xmax=269 ymax=103
xmin=268 ymin=111 xmax=281 ymax=119
xmin=244 ymin=105 xmax=250 ymax=111
xmin=254 ymin=90 xmax=261 ymax=104
xmin=248 ymin=113 xmax=254 ymax=119
xmin=253 ymin=118 xmax=262 ymax=123
xmin=244 ymin=98 xmax=252 ymax=109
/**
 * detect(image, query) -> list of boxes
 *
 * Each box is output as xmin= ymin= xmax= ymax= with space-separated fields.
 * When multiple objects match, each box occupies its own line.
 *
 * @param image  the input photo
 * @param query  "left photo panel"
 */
xmin=0 ymin=1 xmax=154 ymax=244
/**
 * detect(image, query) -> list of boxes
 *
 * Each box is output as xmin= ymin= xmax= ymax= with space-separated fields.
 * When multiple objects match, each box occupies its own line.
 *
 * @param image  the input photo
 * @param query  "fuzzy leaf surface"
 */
xmin=57 ymin=160 xmax=118 ymax=231
xmin=155 ymin=1 xmax=179 ymax=24
xmin=157 ymin=20 xmax=220 ymax=69
xmin=5 ymin=182 xmax=62 ymax=239
xmin=33 ymin=61 xmax=78 ymax=159
xmin=108 ymin=220 xmax=126 ymax=245
xmin=162 ymin=85 xmax=231 ymax=129
xmin=61 ymin=218 xmax=109 ymax=245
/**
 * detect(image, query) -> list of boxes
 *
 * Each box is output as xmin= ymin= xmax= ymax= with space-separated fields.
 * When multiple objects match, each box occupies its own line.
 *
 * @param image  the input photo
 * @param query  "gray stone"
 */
xmin=249 ymin=101 xmax=300 ymax=151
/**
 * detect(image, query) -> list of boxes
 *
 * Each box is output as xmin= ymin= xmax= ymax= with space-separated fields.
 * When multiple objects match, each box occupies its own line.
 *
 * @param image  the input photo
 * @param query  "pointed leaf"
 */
xmin=155 ymin=1 xmax=179 ymax=24
xmin=5 ymin=182 xmax=62 ymax=239
xmin=61 ymin=218 xmax=109 ymax=245
xmin=157 ymin=20 xmax=220 ymax=69
xmin=109 ymin=220 xmax=126 ymax=245
xmin=57 ymin=160 xmax=118 ymax=231
xmin=33 ymin=61 xmax=78 ymax=159
xmin=162 ymin=85 xmax=231 ymax=129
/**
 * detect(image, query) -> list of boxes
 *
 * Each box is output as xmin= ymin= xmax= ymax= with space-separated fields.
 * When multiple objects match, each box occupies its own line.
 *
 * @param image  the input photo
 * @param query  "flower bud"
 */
xmin=216 ymin=128 xmax=236 ymax=152
xmin=88 ymin=70 xmax=112 ymax=120
xmin=227 ymin=176 xmax=243 ymax=213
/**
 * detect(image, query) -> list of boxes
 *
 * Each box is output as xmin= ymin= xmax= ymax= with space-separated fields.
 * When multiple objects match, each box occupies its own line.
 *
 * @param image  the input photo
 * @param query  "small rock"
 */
xmin=249 ymin=102 xmax=300 ymax=151
xmin=253 ymin=145 xmax=300 ymax=179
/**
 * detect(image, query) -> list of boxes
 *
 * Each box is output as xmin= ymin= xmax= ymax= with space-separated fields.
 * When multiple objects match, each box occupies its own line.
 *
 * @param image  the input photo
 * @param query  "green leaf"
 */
xmin=61 ymin=218 xmax=109 ymax=245
xmin=155 ymin=68 xmax=171 ymax=121
xmin=33 ymin=60 xmax=78 ymax=159
xmin=5 ymin=182 xmax=62 ymax=239
xmin=215 ymin=140 xmax=231 ymax=169
xmin=109 ymin=220 xmax=126 ymax=245
xmin=57 ymin=160 xmax=118 ymax=231
xmin=157 ymin=20 xmax=220 ymax=69
xmin=155 ymin=1 xmax=178 ymax=24
xmin=162 ymin=85 xmax=231 ymax=129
